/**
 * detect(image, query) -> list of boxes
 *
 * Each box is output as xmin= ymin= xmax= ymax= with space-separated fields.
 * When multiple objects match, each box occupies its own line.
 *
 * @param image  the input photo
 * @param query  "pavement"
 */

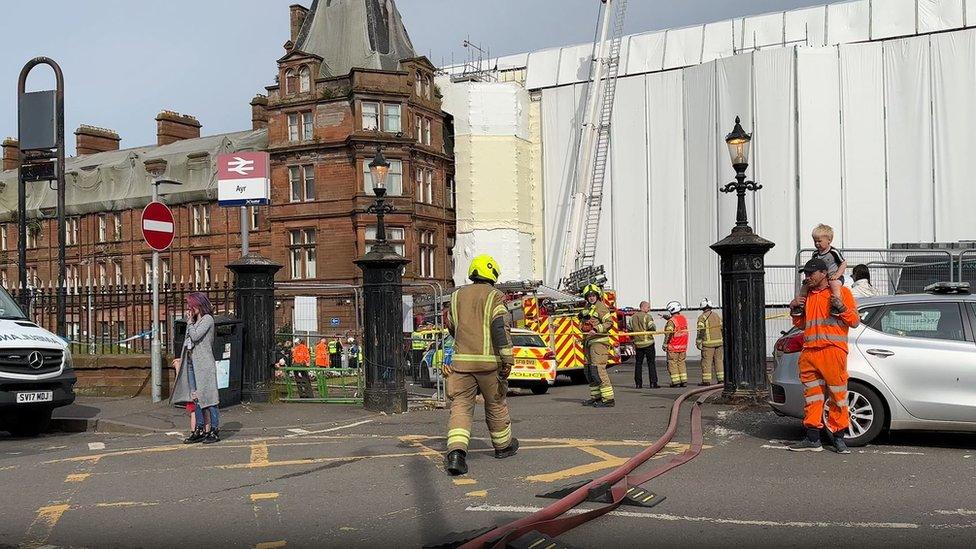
xmin=2 ymin=360 xmax=975 ymax=548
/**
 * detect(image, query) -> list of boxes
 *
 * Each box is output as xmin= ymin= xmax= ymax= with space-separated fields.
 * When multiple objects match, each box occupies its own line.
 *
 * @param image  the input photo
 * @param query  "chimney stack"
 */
xmin=2 ymin=138 xmax=19 ymax=171
xmin=251 ymin=95 xmax=269 ymax=130
xmin=75 ymin=125 xmax=121 ymax=156
xmin=290 ymin=4 xmax=309 ymax=42
xmin=155 ymin=111 xmax=201 ymax=146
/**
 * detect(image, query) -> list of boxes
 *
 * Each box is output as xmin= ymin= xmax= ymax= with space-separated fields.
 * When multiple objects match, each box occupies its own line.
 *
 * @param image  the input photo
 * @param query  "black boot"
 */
xmin=202 ymin=429 xmax=220 ymax=444
xmin=445 ymin=450 xmax=468 ymax=475
xmin=582 ymin=397 xmax=601 ymax=406
xmin=183 ymin=427 xmax=205 ymax=444
xmin=593 ymin=399 xmax=615 ymax=408
xmin=494 ymin=438 xmax=519 ymax=459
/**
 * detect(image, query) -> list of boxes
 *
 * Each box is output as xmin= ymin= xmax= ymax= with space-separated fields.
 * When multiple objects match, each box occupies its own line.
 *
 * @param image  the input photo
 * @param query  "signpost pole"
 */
xmin=151 ymin=182 xmax=161 ymax=403
xmin=240 ymin=206 xmax=249 ymax=256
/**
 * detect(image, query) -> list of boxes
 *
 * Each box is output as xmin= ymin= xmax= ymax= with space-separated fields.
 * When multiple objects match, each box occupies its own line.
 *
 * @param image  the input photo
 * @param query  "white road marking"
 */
xmin=464 ymin=504 xmax=920 ymax=529
xmin=285 ymin=420 xmax=374 ymax=437
xmin=935 ymin=509 xmax=976 ymax=516
xmin=761 ymin=443 xmax=924 ymax=455
xmin=286 ymin=428 xmax=310 ymax=435
xmin=88 ymin=442 xmax=105 ymax=451
xmin=166 ymin=432 xmax=182 ymax=437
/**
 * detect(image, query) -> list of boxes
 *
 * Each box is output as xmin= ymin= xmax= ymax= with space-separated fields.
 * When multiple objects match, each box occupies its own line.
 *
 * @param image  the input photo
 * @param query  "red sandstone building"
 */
xmin=0 ymin=1 xmax=455 ymax=335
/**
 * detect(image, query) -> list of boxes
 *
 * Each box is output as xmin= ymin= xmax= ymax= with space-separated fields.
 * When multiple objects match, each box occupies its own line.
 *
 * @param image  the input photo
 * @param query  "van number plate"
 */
xmin=16 ymin=391 xmax=53 ymax=404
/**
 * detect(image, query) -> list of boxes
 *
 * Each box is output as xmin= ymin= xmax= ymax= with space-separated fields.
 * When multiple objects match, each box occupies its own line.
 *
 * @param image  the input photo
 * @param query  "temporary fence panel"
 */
xmin=931 ymin=29 xmax=976 ymax=242
xmin=278 ymin=367 xmax=363 ymax=404
xmin=609 ymin=74 xmax=650 ymax=303
xmin=716 ymin=52 xmax=756 ymax=242
xmin=664 ymin=25 xmax=706 ymax=70
xmin=884 ymin=36 xmax=935 ymax=243
xmin=753 ymin=47 xmax=797 ymax=264
xmin=918 ymin=0 xmax=966 ymax=33
xmin=785 ymin=6 xmax=828 ymax=47
xmin=796 ymin=248 xmax=955 ymax=295
xmin=625 ymin=31 xmax=665 ymax=75
xmin=871 ymin=0 xmax=917 ymax=39
xmin=958 ymin=250 xmax=976 ymax=283
xmin=827 ymin=0 xmax=871 ymax=46
xmin=682 ymin=62 xmax=720 ymax=308
xmin=647 ymin=71 xmax=687 ymax=307
xmin=765 ymin=265 xmax=799 ymax=305
xmin=839 ymin=42 xmax=888 ymax=249
xmin=702 ymin=20 xmax=735 ymax=63
xmin=797 ymin=47 xmax=844 ymax=245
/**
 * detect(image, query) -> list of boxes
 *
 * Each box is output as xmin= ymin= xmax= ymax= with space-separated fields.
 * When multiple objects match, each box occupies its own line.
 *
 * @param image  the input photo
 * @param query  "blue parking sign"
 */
xmin=331 ymin=318 xmax=340 ymax=327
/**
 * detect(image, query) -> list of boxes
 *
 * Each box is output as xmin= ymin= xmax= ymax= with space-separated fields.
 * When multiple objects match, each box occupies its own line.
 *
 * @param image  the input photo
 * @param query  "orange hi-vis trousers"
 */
xmin=799 ymin=346 xmax=849 ymax=433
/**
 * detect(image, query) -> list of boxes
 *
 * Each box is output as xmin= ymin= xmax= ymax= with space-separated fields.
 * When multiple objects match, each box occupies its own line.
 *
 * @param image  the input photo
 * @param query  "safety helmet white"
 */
xmin=666 ymin=301 xmax=682 ymax=314
xmin=348 ymin=337 xmax=355 ymax=343
xmin=700 ymin=298 xmax=715 ymax=309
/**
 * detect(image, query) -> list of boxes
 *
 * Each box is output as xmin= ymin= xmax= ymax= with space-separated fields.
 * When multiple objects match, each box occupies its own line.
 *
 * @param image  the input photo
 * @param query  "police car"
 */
xmin=0 ymin=286 xmax=77 ymax=436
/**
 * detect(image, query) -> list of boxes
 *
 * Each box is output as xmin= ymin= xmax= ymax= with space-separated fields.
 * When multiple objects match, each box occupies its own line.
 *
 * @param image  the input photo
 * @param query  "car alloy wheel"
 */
xmin=845 ymin=390 xmax=874 ymax=439
xmin=822 ymin=382 xmax=885 ymax=446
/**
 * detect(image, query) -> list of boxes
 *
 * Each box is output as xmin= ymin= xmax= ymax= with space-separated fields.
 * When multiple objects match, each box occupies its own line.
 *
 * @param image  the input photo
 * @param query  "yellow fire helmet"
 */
xmin=468 ymin=254 xmax=501 ymax=284
xmin=582 ymin=284 xmax=603 ymax=298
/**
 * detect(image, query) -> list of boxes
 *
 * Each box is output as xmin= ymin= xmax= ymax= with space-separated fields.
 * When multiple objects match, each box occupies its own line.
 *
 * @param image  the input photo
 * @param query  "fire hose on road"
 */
xmin=458 ymin=384 xmax=725 ymax=549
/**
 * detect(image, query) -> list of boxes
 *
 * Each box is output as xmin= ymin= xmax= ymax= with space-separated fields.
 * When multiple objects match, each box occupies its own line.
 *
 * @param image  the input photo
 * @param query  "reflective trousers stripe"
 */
xmin=804 ymin=333 xmax=848 ymax=343
xmin=447 ymin=428 xmax=470 ymax=446
xmin=599 ymin=386 xmax=615 ymax=400
xmin=489 ymin=425 xmax=512 ymax=445
xmin=805 ymin=393 xmax=824 ymax=403
xmin=803 ymin=379 xmax=825 ymax=388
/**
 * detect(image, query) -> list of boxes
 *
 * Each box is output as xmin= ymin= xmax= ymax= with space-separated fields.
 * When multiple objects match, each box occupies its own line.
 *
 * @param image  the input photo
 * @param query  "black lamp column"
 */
xmin=355 ymin=146 xmax=410 ymax=413
xmin=710 ymin=117 xmax=775 ymax=404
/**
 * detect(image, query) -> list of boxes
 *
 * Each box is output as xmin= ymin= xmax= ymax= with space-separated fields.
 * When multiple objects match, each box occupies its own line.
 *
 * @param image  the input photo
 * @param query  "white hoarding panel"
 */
xmin=716 ymin=53 xmax=755 ymax=240
xmin=743 ymin=12 xmax=786 ymax=50
xmin=968 ymin=0 xmax=976 ymax=25
xmin=786 ymin=6 xmax=827 ymax=47
xmin=884 ymin=37 xmax=935 ymax=243
xmin=557 ymin=44 xmax=594 ymax=86
xmin=931 ymin=30 xmax=976 ymax=241
xmin=919 ymin=0 xmax=965 ymax=33
xmin=753 ymin=48 xmax=797 ymax=263
xmin=625 ymin=31 xmax=665 ymax=75
xmin=827 ymin=0 xmax=870 ymax=46
xmin=871 ymin=0 xmax=917 ymax=39
xmin=647 ymin=72 xmax=687 ymax=306
xmin=609 ymin=75 xmax=649 ymax=305
xmin=796 ymin=48 xmax=843 ymax=245
xmin=525 ymin=48 xmax=561 ymax=90
xmin=664 ymin=25 xmax=704 ymax=70
xmin=839 ymin=43 xmax=888 ymax=248
xmin=682 ymin=62 xmax=719 ymax=306
xmin=293 ymin=296 xmax=318 ymax=333
xmin=702 ymin=21 xmax=735 ymax=63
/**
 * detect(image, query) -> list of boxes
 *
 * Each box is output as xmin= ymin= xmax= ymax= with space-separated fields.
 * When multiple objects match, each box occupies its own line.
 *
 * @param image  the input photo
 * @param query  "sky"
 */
xmin=0 ymin=0 xmax=840 ymax=155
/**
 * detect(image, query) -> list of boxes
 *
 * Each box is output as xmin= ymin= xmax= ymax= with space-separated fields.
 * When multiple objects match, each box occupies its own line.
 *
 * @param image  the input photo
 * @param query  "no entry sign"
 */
xmin=142 ymin=201 xmax=175 ymax=251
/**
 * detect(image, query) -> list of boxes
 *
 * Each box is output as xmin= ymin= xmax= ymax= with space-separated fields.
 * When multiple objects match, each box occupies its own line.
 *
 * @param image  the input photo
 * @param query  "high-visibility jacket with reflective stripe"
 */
xmin=410 ymin=332 xmax=425 ymax=350
xmin=628 ymin=311 xmax=656 ymax=348
xmin=583 ymin=301 xmax=614 ymax=346
xmin=446 ymin=282 xmax=513 ymax=373
xmin=292 ymin=344 xmax=310 ymax=365
xmin=665 ymin=314 xmax=689 ymax=352
xmin=696 ymin=311 xmax=723 ymax=348
xmin=792 ymin=286 xmax=859 ymax=353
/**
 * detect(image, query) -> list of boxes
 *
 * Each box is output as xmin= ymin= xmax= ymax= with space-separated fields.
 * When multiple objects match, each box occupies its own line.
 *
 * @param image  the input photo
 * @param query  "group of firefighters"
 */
xmin=443 ymin=250 xmax=858 ymax=474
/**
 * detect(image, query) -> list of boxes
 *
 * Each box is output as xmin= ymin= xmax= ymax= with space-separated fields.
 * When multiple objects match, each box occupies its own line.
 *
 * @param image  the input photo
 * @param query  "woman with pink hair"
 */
xmin=171 ymin=292 xmax=221 ymax=444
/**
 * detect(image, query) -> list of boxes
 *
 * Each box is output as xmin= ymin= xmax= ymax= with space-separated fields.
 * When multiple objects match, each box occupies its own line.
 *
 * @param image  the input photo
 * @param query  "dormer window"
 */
xmin=299 ymin=66 xmax=311 ymax=93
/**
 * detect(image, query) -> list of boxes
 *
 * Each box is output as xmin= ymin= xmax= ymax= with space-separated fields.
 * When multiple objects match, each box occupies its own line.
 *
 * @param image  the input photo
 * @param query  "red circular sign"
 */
xmin=142 ymin=201 xmax=175 ymax=251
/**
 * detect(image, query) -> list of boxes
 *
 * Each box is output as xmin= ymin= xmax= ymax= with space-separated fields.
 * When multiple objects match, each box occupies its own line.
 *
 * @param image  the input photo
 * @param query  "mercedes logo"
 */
xmin=27 ymin=351 xmax=44 ymax=370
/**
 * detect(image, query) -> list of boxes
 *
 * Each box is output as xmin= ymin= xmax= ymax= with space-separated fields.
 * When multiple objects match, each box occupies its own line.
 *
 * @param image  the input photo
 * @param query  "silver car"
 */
xmin=768 ymin=286 xmax=976 ymax=446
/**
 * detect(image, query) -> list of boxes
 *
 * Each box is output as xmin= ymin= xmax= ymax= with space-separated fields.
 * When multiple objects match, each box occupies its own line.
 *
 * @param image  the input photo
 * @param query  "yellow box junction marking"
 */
xmin=466 ymin=490 xmax=488 ymax=498
xmin=453 ymin=478 xmax=477 ymax=486
xmin=250 ymin=493 xmax=280 ymax=502
xmin=23 ymin=503 xmax=71 ymax=548
xmin=254 ymin=541 xmax=287 ymax=549
xmin=250 ymin=443 xmax=270 ymax=467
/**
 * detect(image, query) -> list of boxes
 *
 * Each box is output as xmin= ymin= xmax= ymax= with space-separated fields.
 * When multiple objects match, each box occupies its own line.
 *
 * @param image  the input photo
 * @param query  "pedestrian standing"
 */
xmin=850 ymin=264 xmax=880 ymax=298
xmin=315 ymin=337 xmax=329 ymax=368
xmin=696 ymin=298 xmax=724 ymax=386
xmin=443 ymin=254 xmax=519 ymax=476
xmin=788 ymin=258 xmax=860 ymax=453
xmin=347 ymin=337 xmax=360 ymax=369
xmin=171 ymin=292 xmax=221 ymax=444
xmin=580 ymin=284 xmax=616 ymax=407
xmin=291 ymin=338 xmax=314 ymax=398
xmin=629 ymin=301 xmax=658 ymax=389
xmin=330 ymin=336 xmax=343 ymax=368
xmin=663 ymin=301 xmax=689 ymax=388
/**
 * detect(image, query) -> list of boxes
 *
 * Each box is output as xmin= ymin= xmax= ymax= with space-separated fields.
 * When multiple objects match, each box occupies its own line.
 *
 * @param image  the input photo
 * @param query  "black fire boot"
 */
xmin=494 ymin=438 xmax=520 ymax=459
xmin=445 ymin=450 xmax=468 ymax=475
xmin=582 ymin=397 xmax=601 ymax=406
xmin=593 ymin=399 xmax=615 ymax=408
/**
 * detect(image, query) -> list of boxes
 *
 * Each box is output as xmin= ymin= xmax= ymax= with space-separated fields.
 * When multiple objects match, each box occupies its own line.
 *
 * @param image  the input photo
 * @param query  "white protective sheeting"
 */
xmin=525 ymin=48 xmax=561 ymax=90
xmin=625 ymin=31 xmax=665 ymax=75
xmin=797 ymin=47 xmax=844 ymax=245
xmin=664 ymin=25 xmax=705 ymax=70
xmin=827 ymin=0 xmax=871 ymax=46
xmin=557 ymin=44 xmax=595 ymax=86
xmin=753 ymin=48 xmax=797 ymax=263
xmin=453 ymin=230 xmax=532 ymax=286
xmin=871 ymin=0 xmax=917 ymax=39
xmin=969 ymin=0 xmax=976 ymax=25
xmin=930 ymin=29 xmax=976 ymax=241
xmin=443 ymin=82 xmax=530 ymax=139
xmin=647 ymin=72 xmax=687 ymax=306
xmin=786 ymin=6 xmax=827 ymax=47
xmin=743 ymin=12 xmax=786 ymax=50
xmin=884 ymin=36 xmax=935 ymax=243
xmin=702 ymin=21 xmax=735 ymax=63
xmin=682 ymin=62 xmax=720 ymax=306
xmin=716 ymin=53 xmax=755 ymax=238
xmin=839 ymin=42 xmax=888 ymax=248
xmin=918 ymin=0 xmax=965 ymax=33
xmin=609 ymin=75 xmax=649 ymax=302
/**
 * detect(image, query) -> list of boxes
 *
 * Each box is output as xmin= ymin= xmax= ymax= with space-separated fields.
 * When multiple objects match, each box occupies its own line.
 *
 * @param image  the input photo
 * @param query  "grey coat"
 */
xmin=170 ymin=315 xmax=219 ymax=408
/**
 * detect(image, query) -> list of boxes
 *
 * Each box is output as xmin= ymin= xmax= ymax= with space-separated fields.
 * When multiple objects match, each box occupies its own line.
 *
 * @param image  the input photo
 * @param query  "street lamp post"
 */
xmin=355 ymin=146 xmax=409 ymax=414
xmin=710 ymin=116 xmax=775 ymax=404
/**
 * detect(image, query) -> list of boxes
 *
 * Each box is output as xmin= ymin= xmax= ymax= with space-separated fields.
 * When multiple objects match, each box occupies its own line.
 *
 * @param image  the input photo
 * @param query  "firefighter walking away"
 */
xmin=443 ymin=254 xmax=519 ymax=476
xmin=580 ymin=284 xmax=616 ymax=407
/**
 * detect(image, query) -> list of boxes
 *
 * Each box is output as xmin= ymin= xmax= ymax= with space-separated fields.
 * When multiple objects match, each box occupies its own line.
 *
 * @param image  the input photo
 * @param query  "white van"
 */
xmin=0 ymin=286 xmax=77 ymax=436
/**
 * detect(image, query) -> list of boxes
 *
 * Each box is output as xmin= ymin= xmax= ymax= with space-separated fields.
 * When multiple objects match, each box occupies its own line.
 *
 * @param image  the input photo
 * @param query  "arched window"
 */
xmin=284 ymin=69 xmax=296 ymax=94
xmin=299 ymin=66 xmax=311 ymax=93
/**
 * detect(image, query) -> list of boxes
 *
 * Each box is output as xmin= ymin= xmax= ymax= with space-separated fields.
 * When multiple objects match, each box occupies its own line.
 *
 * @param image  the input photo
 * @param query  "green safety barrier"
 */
xmin=278 ymin=366 xmax=363 ymax=405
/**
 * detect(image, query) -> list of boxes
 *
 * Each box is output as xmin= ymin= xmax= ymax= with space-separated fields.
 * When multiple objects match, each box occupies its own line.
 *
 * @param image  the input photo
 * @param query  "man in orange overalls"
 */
xmin=788 ymin=258 xmax=860 ymax=453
